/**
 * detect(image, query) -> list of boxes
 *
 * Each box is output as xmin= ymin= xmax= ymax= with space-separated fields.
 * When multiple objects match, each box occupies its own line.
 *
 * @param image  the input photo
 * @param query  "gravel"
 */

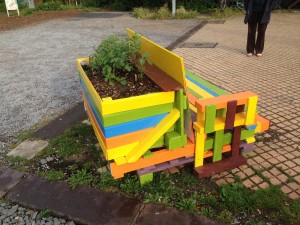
xmin=0 ymin=12 xmax=200 ymax=152
xmin=0 ymin=201 xmax=75 ymax=225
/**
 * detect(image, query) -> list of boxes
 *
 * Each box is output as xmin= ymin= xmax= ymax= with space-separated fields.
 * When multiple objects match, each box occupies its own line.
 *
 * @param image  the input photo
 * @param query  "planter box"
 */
xmin=76 ymin=29 xmax=189 ymax=177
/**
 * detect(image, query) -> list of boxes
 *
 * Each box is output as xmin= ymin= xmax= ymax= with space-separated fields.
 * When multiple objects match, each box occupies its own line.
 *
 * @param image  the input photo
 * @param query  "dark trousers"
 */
xmin=247 ymin=12 xmax=268 ymax=54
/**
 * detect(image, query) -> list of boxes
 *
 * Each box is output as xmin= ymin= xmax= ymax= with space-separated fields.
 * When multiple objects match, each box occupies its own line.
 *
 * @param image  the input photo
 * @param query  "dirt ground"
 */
xmin=0 ymin=10 xmax=81 ymax=31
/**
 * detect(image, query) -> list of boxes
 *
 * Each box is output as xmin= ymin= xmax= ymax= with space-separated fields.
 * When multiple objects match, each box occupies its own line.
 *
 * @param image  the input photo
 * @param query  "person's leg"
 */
xmin=247 ymin=23 xmax=257 ymax=54
xmin=246 ymin=13 xmax=258 ymax=55
xmin=255 ymin=23 xmax=268 ymax=55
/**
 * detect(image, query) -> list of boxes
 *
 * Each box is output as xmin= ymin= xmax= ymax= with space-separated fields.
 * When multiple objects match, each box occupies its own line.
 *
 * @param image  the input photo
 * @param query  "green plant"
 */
xmin=67 ymin=169 xmax=94 ymax=189
xmin=38 ymin=208 xmax=51 ymax=218
xmin=176 ymin=198 xmax=197 ymax=212
xmin=37 ymin=1 xmax=63 ymax=11
xmin=21 ymin=8 xmax=34 ymax=16
xmin=39 ymin=170 xmax=65 ymax=181
xmin=89 ymin=34 xmax=150 ymax=86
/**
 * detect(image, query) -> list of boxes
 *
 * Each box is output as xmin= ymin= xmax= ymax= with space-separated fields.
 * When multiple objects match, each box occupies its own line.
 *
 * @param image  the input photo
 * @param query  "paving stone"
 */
xmin=277 ymin=174 xmax=288 ymax=183
xmin=293 ymin=166 xmax=300 ymax=173
xmin=276 ymin=155 xmax=287 ymax=162
xmin=242 ymin=179 xmax=254 ymax=189
xmin=215 ymin=179 xmax=227 ymax=186
xmin=269 ymin=177 xmax=281 ymax=185
xmin=252 ymin=156 xmax=264 ymax=164
xmin=136 ymin=204 xmax=226 ymax=225
xmin=284 ymin=161 xmax=297 ymax=168
xmin=285 ymin=169 xmax=297 ymax=177
xmin=294 ymin=175 xmax=300 ymax=183
xmin=260 ymin=161 xmax=272 ymax=169
xmin=258 ymin=182 xmax=269 ymax=189
xmin=281 ymin=185 xmax=292 ymax=194
xmin=270 ymin=167 xmax=281 ymax=176
xmin=5 ymin=175 xmax=141 ymax=225
xmin=6 ymin=140 xmax=48 ymax=160
xmin=287 ymin=182 xmax=300 ymax=191
xmin=235 ymin=172 xmax=246 ymax=180
xmin=0 ymin=167 xmax=26 ymax=198
xmin=268 ymin=158 xmax=280 ymax=165
xmin=243 ymin=168 xmax=255 ymax=176
xmin=250 ymin=175 xmax=264 ymax=184
xmin=288 ymin=192 xmax=300 ymax=200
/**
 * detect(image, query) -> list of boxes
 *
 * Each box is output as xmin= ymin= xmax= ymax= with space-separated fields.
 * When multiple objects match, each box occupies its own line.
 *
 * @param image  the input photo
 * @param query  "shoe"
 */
xmin=256 ymin=53 xmax=263 ymax=57
xmin=246 ymin=53 xmax=253 ymax=56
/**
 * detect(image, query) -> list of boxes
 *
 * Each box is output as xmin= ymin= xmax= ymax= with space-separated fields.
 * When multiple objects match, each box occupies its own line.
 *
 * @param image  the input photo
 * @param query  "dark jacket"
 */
xmin=244 ymin=0 xmax=276 ymax=24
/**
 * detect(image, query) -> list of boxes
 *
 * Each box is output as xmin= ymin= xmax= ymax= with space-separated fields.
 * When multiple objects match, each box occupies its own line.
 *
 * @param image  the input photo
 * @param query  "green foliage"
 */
xmin=43 ymin=124 xmax=95 ymax=157
xmin=89 ymin=34 xmax=149 ymax=86
xmin=176 ymin=198 xmax=197 ymax=213
xmin=0 ymin=2 xmax=5 ymax=12
xmin=67 ymin=169 xmax=94 ymax=189
xmin=220 ymin=182 xmax=254 ymax=212
xmin=95 ymin=171 xmax=119 ymax=190
xmin=21 ymin=8 xmax=34 ymax=16
xmin=133 ymin=6 xmax=198 ymax=20
xmin=211 ymin=7 xmax=243 ymax=19
xmin=37 ymin=1 xmax=64 ymax=11
xmin=38 ymin=208 xmax=52 ymax=218
xmin=39 ymin=170 xmax=65 ymax=181
xmin=119 ymin=174 xmax=141 ymax=194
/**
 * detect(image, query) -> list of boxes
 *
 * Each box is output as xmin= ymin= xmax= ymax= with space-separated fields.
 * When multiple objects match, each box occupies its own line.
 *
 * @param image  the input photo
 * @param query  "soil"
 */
xmin=0 ymin=10 xmax=81 ymax=32
xmin=83 ymin=65 xmax=162 ymax=100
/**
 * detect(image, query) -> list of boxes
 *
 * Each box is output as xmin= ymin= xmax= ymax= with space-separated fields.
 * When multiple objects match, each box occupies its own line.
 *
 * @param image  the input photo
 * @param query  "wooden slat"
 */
xmin=225 ymin=100 xmax=237 ymax=129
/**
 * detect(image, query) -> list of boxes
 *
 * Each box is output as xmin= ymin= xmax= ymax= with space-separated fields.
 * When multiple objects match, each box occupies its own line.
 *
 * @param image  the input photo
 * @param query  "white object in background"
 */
xmin=5 ymin=0 xmax=20 ymax=17
xmin=28 ymin=0 xmax=35 ymax=9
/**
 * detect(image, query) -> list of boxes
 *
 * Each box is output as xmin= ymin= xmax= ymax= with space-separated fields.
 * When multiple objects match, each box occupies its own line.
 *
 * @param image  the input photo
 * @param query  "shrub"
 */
xmin=89 ymin=34 xmax=150 ymax=86
xmin=37 ymin=1 xmax=63 ymax=11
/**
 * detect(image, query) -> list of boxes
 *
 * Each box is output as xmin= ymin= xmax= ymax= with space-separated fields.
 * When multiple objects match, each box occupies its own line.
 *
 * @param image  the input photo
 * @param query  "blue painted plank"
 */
xmin=185 ymin=75 xmax=219 ymax=97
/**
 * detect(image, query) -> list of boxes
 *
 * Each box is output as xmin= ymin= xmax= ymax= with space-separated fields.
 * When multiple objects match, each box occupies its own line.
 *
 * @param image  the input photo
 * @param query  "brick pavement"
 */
xmin=174 ymin=11 xmax=300 ymax=199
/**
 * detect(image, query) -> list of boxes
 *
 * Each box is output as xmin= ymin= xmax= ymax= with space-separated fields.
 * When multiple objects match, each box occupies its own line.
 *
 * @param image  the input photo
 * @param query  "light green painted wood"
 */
xmin=204 ymin=104 xmax=217 ymax=133
xmin=213 ymin=130 xmax=224 ymax=162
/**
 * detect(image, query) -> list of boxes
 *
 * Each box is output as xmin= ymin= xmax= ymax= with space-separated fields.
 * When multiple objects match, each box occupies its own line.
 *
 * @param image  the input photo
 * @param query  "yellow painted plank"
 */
xmin=246 ymin=137 xmax=255 ymax=143
xmin=245 ymin=96 xmax=258 ymax=125
xmin=126 ymin=109 xmax=180 ymax=163
xmin=107 ymin=142 xmax=139 ymax=160
xmin=101 ymin=92 xmax=175 ymax=115
xmin=186 ymin=79 xmax=214 ymax=99
xmin=114 ymin=157 xmax=127 ymax=165
xmin=194 ymin=133 xmax=206 ymax=167
xmin=77 ymin=58 xmax=103 ymax=115
xmin=127 ymin=29 xmax=186 ymax=88
xmin=189 ymin=103 xmax=197 ymax=113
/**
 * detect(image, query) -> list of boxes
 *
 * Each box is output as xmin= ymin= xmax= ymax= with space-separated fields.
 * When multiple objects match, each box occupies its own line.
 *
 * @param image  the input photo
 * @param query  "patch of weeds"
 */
xmin=39 ymin=170 xmax=65 ymax=181
xmin=217 ymin=209 xmax=233 ymax=223
xmin=67 ymin=169 xmax=93 ymax=189
xmin=133 ymin=6 xmax=198 ymax=20
xmin=176 ymin=198 xmax=197 ymax=213
xmin=211 ymin=7 xmax=243 ymax=19
xmin=245 ymin=220 xmax=266 ymax=225
xmin=82 ymin=161 xmax=98 ymax=171
xmin=67 ymin=164 xmax=79 ymax=172
xmin=38 ymin=208 xmax=51 ymax=219
xmin=16 ymin=130 xmax=34 ymax=142
xmin=94 ymin=172 xmax=119 ymax=190
xmin=220 ymin=182 xmax=254 ymax=212
xmin=287 ymin=176 xmax=295 ymax=183
xmin=119 ymin=174 xmax=141 ymax=194
xmin=41 ymin=124 xmax=95 ymax=158
xmin=198 ymin=207 xmax=217 ymax=219
xmin=6 ymin=156 xmax=30 ymax=171
xmin=253 ymin=169 xmax=269 ymax=182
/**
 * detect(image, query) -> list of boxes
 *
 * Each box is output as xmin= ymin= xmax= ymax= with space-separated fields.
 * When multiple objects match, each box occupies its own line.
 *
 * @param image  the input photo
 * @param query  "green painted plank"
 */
xmin=187 ymin=87 xmax=202 ymax=99
xmin=185 ymin=69 xmax=229 ymax=96
xmin=204 ymin=129 xmax=255 ymax=151
xmin=213 ymin=130 xmax=224 ymax=162
xmin=103 ymin=103 xmax=174 ymax=127
xmin=204 ymin=104 xmax=216 ymax=133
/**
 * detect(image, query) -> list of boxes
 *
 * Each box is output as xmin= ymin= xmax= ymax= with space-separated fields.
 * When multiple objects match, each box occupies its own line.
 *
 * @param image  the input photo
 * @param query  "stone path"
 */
xmin=174 ymin=11 xmax=300 ymax=199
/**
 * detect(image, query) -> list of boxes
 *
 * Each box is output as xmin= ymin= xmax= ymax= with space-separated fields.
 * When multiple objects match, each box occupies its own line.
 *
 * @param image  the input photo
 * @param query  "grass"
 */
xmin=39 ymin=170 xmax=65 ymax=181
xmin=38 ymin=208 xmax=52 ymax=219
xmin=67 ymin=169 xmax=94 ymax=189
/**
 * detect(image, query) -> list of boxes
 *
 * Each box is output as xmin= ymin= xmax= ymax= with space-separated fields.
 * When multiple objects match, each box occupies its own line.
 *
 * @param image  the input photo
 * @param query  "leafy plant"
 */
xmin=176 ymin=198 xmax=197 ymax=212
xmin=67 ymin=169 xmax=94 ymax=189
xmin=89 ymin=34 xmax=150 ymax=86
xmin=38 ymin=208 xmax=52 ymax=218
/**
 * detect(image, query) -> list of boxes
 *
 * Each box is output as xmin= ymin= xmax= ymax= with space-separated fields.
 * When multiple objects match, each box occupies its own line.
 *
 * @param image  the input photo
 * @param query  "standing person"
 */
xmin=244 ymin=0 xmax=276 ymax=56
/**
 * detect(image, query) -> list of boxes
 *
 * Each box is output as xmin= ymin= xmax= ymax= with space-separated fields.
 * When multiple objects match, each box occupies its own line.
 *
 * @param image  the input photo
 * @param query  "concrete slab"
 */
xmin=5 ymin=175 xmax=141 ymax=225
xmin=7 ymin=139 xmax=48 ymax=160
xmin=136 ymin=204 xmax=227 ymax=225
xmin=0 ymin=167 xmax=26 ymax=198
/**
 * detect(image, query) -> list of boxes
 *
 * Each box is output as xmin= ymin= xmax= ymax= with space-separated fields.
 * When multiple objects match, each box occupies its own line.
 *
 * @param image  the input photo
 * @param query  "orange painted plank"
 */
xmin=195 ymin=91 xmax=257 ymax=112
xmin=256 ymin=115 xmax=270 ymax=132
xmin=187 ymin=92 xmax=199 ymax=106
xmin=110 ymin=142 xmax=195 ymax=179
xmin=204 ymin=145 xmax=231 ymax=158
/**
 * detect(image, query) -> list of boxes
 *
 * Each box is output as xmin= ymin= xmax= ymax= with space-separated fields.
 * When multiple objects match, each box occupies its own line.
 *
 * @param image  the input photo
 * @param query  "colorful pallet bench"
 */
xmin=76 ymin=29 xmax=269 ymax=184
